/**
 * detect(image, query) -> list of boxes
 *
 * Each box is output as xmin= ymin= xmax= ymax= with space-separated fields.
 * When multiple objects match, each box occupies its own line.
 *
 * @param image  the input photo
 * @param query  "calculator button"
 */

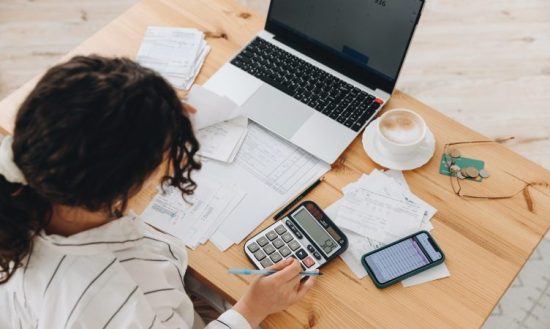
xmin=302 ymin=256 xmax=315 ymax=268
xmin=253 ymin=250 xmax=266 ymax=261
xmin=295 ymin=249 xmax=307 ymax=260
xmin=260 ymin=258 xmax=273 ymax=268
xmin=279 ymin=246 xmax=291 ymax=257
xmin=263 ymin=244 xmax=276 ymax=255
xmin=247 ymin=242 xmax=259 ymax=253
xmin=306 ymin=245 xmax=315 ymax=253
xmin=257 ymin=236 xmax=269 ymax=247
xmin=266 ymin=230 xmax=278 ymax=241
xmin=272 ymin=237 xmax=285 ymax=249
xmin=313 ymin=252 xmax=322 ymax=260
xmin=285 ymin=219 xmax=294 ymax=227
xmin=294 ymin=230 xmax=303 ymax=239
xmin=275 ymin=225 xmax=287 ymax=235
xmin=270 ymin=252 xmax=282 ymax=263
xmin=288 ymin=240 xmax=301 ymax=251
xmin=281 ymin=232 xmax=293 ymax=243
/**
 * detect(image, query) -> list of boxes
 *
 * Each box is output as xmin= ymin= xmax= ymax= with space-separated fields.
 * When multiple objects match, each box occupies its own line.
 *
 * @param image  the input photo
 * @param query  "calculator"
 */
xmin=244 ymin=201 xmax=348 ymax=271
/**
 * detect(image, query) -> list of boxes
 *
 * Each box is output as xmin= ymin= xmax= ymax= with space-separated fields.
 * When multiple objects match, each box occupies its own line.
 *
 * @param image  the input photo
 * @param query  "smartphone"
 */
xmin=361 ymin=231 xmax=445 ymax=288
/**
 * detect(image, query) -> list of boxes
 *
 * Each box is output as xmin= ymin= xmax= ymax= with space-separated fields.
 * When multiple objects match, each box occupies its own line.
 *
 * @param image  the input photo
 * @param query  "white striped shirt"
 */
xmin=0 ymin=216 xmax=251 ymax=329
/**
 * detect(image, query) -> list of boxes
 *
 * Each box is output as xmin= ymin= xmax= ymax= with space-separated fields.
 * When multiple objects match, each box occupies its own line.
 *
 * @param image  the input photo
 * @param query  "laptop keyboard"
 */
xmin=231 ymin=37 xmax=383 ymax=132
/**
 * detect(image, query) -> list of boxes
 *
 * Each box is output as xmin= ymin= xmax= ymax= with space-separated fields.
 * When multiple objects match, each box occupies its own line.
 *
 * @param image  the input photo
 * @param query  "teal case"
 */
xmin=361 ymin=231 xmax=445 ymax=289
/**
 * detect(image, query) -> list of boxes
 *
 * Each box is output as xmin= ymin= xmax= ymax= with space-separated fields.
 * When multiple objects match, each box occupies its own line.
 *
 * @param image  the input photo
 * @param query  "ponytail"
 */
xmin=0 ymin=177 xmax=51 ymax=284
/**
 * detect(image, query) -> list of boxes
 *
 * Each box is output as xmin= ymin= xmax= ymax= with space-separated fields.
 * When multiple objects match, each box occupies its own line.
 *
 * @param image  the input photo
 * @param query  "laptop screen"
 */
xmin=266 ymin=0 xmax=423 ymax=92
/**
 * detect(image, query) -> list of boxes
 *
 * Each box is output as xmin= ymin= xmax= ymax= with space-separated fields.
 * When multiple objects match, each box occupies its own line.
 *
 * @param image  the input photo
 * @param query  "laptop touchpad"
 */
xmin=241 ymin=84 xmax=313 ymax=139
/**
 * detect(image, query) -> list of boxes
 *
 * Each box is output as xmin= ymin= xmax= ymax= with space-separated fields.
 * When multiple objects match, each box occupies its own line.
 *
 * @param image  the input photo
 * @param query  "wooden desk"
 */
xmin=1 ymin=1 xmax=549 ymax=328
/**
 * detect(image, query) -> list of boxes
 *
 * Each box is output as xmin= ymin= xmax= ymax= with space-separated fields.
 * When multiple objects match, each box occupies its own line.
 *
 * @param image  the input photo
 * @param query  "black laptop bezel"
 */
xmin=264 ymin=0 xmax=425 ymax=94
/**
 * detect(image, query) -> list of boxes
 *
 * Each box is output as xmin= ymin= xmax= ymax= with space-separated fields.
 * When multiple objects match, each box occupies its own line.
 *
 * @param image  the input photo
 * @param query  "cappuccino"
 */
xmin=379 ymin=111 xmax=425 ymax=145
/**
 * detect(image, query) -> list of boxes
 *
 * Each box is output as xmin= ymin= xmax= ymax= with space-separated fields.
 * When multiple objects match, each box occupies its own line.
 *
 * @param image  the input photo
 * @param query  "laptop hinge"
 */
xmin=374 ymin=89 xmax=391 ymax=102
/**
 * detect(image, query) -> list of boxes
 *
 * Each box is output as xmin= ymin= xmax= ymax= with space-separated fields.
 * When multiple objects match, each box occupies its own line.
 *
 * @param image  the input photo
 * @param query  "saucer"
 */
xmin=362 ymin=118 xmax=436 ymax=170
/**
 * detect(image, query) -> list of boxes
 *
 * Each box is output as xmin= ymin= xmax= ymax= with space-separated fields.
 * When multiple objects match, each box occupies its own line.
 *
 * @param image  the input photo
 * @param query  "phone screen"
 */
xmin=363 ymin=233 xmax=442 ymax=284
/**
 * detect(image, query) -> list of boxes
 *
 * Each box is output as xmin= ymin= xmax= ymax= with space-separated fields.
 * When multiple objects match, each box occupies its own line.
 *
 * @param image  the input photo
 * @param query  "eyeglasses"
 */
xmin=443 ymin=139 xmax=549 ymax=212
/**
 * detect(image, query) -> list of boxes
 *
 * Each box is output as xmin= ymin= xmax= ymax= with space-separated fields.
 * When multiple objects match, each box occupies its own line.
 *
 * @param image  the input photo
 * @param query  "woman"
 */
xmin=0 ymin=56 xmax=315 ymax=328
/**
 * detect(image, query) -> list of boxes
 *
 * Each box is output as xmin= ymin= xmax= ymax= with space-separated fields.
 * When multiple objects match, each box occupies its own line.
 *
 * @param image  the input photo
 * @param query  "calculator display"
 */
xmin=292 ymin=208 xmax=337 ymax=254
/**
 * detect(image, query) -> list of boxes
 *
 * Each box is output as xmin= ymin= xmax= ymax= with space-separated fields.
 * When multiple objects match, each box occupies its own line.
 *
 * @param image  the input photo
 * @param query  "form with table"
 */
xmin=0 ymin=1 xmax=549 ymax=328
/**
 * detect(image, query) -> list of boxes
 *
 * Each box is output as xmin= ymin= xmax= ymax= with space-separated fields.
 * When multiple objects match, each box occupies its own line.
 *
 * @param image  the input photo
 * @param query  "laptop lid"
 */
xmin=265 ymin=0 xmax=424 ymax=94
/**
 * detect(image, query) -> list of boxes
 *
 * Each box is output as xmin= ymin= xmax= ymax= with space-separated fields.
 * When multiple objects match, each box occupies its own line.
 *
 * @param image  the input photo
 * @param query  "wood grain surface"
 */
xmin=0 ymin=1 xmax=549 ymax=328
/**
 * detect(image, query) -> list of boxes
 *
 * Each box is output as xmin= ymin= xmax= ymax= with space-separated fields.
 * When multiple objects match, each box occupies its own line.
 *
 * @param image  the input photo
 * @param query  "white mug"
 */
xmin=376 ymin=109 xmax=427 ymax=156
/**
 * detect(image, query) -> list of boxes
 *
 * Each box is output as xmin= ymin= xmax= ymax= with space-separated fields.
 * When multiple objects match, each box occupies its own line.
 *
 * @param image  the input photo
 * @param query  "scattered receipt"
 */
xmin=326 ymin=169 xmax=450 ymax=287
xmin=186 ymin=85 xmax=244 ymax=130
xmin=142 ymin=178 xmax=245 ymax=249
xmin=137 ymin=27 xmax=210 ymax=90
xmin=186 ymin=85 xmax=248 ymax=163
xmin=195 ymin=122 xmax=330 ymax=251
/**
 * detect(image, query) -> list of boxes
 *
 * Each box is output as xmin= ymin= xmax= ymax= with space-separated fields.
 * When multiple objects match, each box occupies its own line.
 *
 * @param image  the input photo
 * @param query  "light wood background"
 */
xmin=1 ymin=0 xmax=549 ymax=169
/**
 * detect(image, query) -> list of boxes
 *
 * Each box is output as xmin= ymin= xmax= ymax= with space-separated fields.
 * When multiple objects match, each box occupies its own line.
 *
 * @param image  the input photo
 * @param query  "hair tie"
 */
xmin=0 ymin=136 xmax=27 ymax=185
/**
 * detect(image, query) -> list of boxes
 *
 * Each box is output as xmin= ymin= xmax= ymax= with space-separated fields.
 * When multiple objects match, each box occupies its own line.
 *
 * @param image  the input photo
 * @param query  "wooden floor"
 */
xmin=0 ymin=1 xmax=549 ymax=328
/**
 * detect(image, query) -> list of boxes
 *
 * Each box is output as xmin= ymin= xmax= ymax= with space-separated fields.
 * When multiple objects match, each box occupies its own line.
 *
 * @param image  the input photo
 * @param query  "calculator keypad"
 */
xmin=254 ymin=250 xmax=266 ymax=261
xmin=270 ymin=252 xmax=282 ymax=263
xmin=246 ymin=218 xmax=337 ymax=272
xmin=257 ymin=237 xmax=269 ymax=247
xmin=303 ymin=256 xmax=315 ymax=268
xmin=272 ymin=237 xmax=285 ymax=249
xmin=281 ymin=232 xmax=293 ymax=243
xmin=288 ymin=240 xmax=301 ymax=251
xmin=295 ymin=249 xmax=307 ymax=260
xmin=260 ymin=258 xmax=273 ymax=268
xmin=247 ymin=242 xmax=259 ymax=253
xmin=266 ymin=230 xmax=278 ymax=241
xmin=279 ymin=246 xmax=291 ymax=257
xmin=275 ymin=225 xmax=287 ymax=235
xmin=263 ymin=244 xmax=276 ymax=255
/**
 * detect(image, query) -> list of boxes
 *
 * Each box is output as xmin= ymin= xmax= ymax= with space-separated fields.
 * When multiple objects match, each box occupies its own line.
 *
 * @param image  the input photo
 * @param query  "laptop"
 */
xmin=204 ymin=0 xmax=425 ymax=163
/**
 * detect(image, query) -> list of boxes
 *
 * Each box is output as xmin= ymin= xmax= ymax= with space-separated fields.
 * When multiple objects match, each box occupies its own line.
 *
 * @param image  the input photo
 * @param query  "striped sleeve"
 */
xmin=205 ymin=309 xmax=252 ymax=329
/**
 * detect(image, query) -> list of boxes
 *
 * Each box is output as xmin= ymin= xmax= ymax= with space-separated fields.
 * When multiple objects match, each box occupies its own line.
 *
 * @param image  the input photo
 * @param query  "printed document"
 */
xmin=196 ymin=123 xmax=330 ymax=251
xmin=326 ymin=169 xmax=449 ymax=286
xmin=137 ymin=27 xmax=210 ymax=90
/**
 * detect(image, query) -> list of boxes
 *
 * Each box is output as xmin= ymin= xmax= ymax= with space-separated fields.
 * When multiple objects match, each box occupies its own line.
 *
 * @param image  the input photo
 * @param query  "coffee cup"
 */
xmin=376 ymin=109 xmax=427 ymax=157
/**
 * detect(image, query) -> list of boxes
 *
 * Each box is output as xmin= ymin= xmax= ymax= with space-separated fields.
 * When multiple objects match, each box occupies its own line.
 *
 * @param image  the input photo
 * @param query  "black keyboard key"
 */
xmin=295 ymin=248 xmax=308 ymax=260
xmin=232 ymin=37 xmax=378 ymax=128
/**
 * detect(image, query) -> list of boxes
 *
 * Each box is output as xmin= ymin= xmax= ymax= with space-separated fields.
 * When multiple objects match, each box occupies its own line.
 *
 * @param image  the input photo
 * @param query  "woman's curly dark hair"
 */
xmin=0 ymin=55 xmax=201 ymax=283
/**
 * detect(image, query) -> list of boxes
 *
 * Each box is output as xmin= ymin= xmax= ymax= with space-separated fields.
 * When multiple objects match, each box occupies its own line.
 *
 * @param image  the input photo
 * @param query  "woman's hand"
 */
xmin=233 ymin=258 xmax=317 ymax=328
xmin=183 ymin=103 xmax=197 ymax=114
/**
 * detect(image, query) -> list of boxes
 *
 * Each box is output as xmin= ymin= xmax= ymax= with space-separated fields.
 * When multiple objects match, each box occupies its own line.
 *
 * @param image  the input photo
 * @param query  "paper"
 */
xmin=337 ymin=190 xmax=425 ymax=242
xmin=195 ymin=122 xmax=330 ymax=251
xmin=137 ymin=27 xmax=210 ymax=90
xmin=325 ymin=169 xmax=448 ymax=286
xmin=187 ymin=85 xmax=243 ymax=130
xmin=142 ymin=178 xmax=245 ymax=249
xmin=325 ymin=202 xmax=383 ymax=279
xmin=401 ymin=263 xmax=450 ymax=287
xmin=196 ymin=116 xmax=248 ymax=163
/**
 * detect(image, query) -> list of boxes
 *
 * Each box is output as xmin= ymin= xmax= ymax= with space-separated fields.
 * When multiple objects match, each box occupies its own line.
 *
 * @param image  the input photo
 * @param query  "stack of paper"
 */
xmin=186 ymin=85 xmax=248 ymax=163
xmin=142 ymin=178 xmax=245 ymax=249
xmin=137 ymin=27 xmax=210 ymax=90
xmin=325 ymin=169 xmax=450 ymax=287
xmin=195 ymin=123 xmax=330 ymax=251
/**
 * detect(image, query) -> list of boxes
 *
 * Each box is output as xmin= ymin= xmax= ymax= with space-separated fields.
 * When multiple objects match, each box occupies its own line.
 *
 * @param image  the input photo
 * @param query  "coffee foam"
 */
xmin=379 ymin=111 xmax=424 ymax=144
